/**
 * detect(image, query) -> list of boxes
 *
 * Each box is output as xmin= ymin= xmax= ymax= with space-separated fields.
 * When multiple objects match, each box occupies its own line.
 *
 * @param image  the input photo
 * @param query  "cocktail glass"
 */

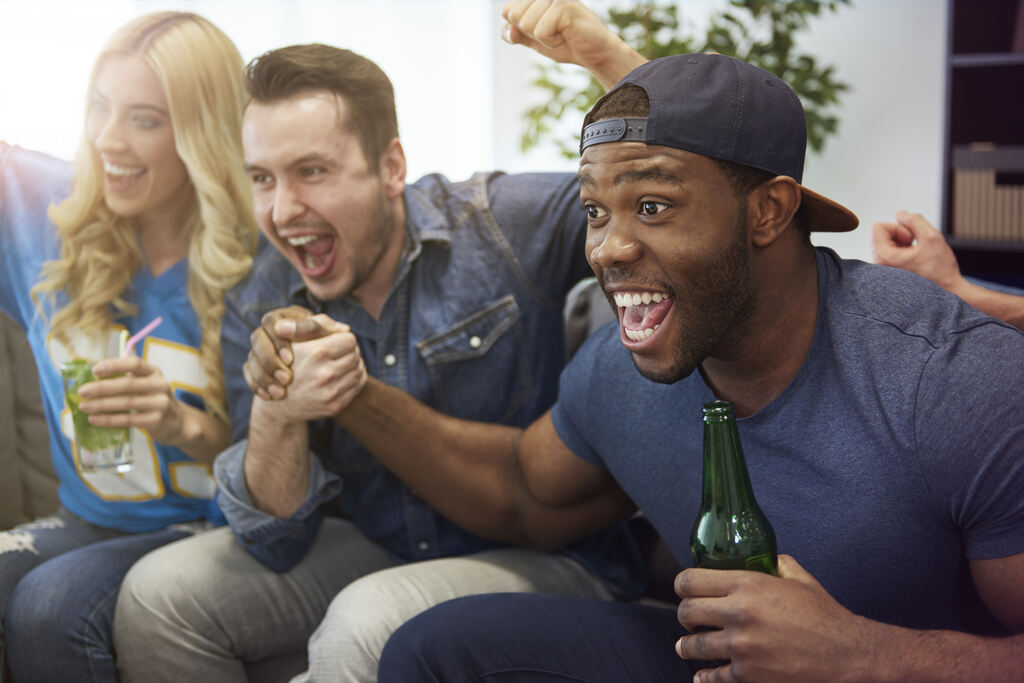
xmin=60 ymin=359 xmax=132 ymax=473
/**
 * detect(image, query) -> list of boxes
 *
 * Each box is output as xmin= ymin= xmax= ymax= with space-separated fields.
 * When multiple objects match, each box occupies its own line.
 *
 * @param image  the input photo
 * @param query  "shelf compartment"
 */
xmin=951 ymin=0 xmax=1024 ymax=53
xmin=952 ymin=145 xmax=1024 ymax=244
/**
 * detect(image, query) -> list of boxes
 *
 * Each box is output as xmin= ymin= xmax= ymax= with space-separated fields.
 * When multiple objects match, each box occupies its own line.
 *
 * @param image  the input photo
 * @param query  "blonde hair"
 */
xmin=32 ymin=12 xmax=257 ymax=423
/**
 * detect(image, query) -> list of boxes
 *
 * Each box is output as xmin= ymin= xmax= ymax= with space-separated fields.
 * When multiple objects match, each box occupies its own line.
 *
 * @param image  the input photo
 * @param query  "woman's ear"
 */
xmin=380 ymin=137 xmax=407 ymax=198
xmin=748 ymin=176 xmax=801 ymax=248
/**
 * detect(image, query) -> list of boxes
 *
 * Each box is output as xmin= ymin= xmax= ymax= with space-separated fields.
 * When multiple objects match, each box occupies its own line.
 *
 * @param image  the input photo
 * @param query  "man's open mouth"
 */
xmin=613 ymin=290 xmax=672 ymax=342
xmin=287 ymin=233 xmax=337 ymax=275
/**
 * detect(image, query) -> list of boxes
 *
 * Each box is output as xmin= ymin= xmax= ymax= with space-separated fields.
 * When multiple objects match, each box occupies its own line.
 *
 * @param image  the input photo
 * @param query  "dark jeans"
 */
xmin=0 ymin=508 xmax=197 ymax=683
xmin=378 ymin=592 xmax=697 ymax=682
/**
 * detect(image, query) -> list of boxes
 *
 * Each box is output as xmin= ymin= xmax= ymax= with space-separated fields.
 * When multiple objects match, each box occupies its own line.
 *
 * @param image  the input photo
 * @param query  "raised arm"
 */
xmin=243 ymin=314 xmax=636 ymax=545
xmin=501 ymin=0 xmax=646 ymax=88
xmin=333 ymin=376 xmax=636 ymax=549
xmin=873 ymin=210 xmax=1024 ymax=331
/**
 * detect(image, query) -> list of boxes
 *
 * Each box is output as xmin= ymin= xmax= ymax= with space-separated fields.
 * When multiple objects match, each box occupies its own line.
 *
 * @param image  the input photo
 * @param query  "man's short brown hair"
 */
xmin=245 ymin=44 xmax=398 ymax=170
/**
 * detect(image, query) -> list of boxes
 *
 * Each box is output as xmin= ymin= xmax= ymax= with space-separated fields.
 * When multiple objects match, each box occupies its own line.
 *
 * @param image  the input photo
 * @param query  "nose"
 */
xmin=588 ymin=219 xmax=641 ymax=269
xmin=91 ymin=114 xmax=126 ymax=155
xmin=271 ymin=180 xmax=307 ymax=227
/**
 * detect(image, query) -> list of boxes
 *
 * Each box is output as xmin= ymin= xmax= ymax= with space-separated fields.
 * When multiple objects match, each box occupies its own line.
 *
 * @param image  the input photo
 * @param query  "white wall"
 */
xmin=0 ymin=0 xmax=498 ymax=184
xmin=0 ymin=0 xmax=948 ymax=263
xmin=798 ymin=0 xmax=947 ymax=262
xmin=489 ymin=0 xmax=951 ymax=264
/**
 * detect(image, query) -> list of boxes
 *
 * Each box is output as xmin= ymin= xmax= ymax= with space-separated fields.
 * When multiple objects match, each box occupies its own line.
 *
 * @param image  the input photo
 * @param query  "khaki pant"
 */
xmin=114 ymin=518 xmax=612 ymax=683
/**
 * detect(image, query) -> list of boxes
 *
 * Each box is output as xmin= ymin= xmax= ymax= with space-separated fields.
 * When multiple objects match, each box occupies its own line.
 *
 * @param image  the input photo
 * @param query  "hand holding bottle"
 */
xmin=675 ymin=554 xmax=881 ymax=682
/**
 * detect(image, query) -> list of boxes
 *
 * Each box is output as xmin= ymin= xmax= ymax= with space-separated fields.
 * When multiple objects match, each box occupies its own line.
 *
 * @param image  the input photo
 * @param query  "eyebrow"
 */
xmin=577 ymin=166 xmax=684 ymax=188
xmin=245 ymin=153 xmax=334 ymax=174
xmin=287 ymin=153 xmax=333 ymax=169
xmin=89 ymin=88 xmax=168 ymax=116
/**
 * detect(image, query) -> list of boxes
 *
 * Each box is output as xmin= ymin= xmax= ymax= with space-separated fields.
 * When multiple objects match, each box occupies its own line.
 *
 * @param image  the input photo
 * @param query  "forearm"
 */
xmin=585 ymin=40 xmax=646 ymax=89
xmin=164 ymin=403 xmax=231 ymax=464
xmin=335 ymin=377 xmax=529 ymax=544
xmin=214 ymin=440 xmax=336 ymax=572
xmin=335 ymin=377 xmax=635 ymax=549
xmin=953 ymin=280 xmax=1024 ymax=331
xmin=868 ymin=625 xmax=1024 ymax=683
xmin=243 ymin=398 xmax=311 ymax=519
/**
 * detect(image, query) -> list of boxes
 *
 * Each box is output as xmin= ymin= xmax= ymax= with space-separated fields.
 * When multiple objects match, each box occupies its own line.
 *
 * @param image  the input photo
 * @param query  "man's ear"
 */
xmin=380 ymin=137 xmax=407 ymax=198
xmin=748 ymin=176 xmax=801 ymax=248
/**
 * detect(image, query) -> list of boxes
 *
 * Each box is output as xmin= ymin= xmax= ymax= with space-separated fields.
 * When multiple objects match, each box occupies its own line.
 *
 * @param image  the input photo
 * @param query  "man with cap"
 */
xmin=366 ymin=50 xmax=1024 ymax=683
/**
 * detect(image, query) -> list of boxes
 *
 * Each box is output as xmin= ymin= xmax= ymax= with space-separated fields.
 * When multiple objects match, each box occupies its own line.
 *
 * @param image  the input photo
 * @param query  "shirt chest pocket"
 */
xmin=415 ymin=295 xmax=532 ymax=423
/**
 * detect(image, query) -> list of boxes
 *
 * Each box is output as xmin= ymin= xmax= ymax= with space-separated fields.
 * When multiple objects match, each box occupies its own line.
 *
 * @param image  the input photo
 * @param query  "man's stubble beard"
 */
xmin=636 ymin=209 xmax=756 ymax=385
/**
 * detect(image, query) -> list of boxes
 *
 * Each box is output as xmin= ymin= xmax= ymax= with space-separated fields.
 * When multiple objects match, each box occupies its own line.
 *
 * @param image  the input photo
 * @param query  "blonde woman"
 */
xmin=0 ymin=12 xmax=256 ymax=681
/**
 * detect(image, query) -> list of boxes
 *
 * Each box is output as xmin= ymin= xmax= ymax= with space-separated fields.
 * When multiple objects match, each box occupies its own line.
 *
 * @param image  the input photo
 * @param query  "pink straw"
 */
xmin=123 ymin=316 xmax=163 ymax=357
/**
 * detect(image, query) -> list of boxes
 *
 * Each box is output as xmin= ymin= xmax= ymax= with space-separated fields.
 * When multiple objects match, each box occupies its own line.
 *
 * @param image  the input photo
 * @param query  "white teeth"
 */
xmin=624 ymin=324 xmax=660 ymax=341
xmin=288 ymin=235 xmax=319 ymax=247
xmin=613 ymin=291 xmax=668 ymax=307
xmin=303 ymin=252 xmax=315 ymax=268
xmin=103 ymin=162 xmax=144 ymax=177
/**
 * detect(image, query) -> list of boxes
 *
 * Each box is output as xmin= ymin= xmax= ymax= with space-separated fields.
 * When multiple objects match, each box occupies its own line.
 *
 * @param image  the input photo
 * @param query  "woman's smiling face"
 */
xmin=86 ymin=53 xmax=191 ymax=225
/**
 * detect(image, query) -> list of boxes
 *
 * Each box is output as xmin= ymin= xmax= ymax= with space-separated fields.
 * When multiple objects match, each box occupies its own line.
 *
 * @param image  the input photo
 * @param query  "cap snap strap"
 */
xmin=580 ymin=117 xmax=649 ymax=152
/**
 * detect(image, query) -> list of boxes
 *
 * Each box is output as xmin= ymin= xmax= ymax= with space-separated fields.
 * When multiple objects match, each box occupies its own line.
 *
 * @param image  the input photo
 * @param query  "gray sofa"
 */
xmin=0 ymin=312 xmax=58 ymax=531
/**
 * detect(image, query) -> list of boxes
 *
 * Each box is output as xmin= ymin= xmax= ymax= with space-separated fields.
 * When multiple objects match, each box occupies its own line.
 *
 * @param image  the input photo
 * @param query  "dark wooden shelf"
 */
xmin=951 ymin=52 xmax=1024 ymax=67
xmin=942 ymin=0 xmax=1024 ymax=284
xmin=948 ymin=240 xmax=1024 ymax=286
xmin=948 ymin=238 xmax=1024 ymax=253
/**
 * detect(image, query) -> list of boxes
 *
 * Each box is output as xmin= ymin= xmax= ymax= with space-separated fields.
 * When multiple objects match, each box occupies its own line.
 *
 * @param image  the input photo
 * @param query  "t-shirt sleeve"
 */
xmin=0 ymin=142 xmax=71 ymax=327
xmin=486 ymin=172 xmax=592 ymax=299
xmin=915 ymin=320 xmax=1024 ymax=560
xmin=549 ymin=327 xmax=612 ymax=469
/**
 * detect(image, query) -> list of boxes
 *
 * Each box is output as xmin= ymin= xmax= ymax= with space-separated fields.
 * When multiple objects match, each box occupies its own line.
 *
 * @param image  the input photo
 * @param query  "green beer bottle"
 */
xmin=689 ymin=400 xmax=778 ymax=575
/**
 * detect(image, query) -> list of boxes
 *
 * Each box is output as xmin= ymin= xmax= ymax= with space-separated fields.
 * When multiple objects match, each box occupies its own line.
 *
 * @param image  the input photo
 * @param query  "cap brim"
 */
xmin=798 ymin=185 xmax=859 ymax=232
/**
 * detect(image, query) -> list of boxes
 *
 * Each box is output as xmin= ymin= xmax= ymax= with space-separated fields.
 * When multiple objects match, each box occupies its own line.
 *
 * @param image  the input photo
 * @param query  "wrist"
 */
xmin=332 ymin=374 xmax=378 ymax=429
xmin=172 ymin=404 xmax=204 ymax=451
xmin=161 ymin=402 xmax=229 ymax=463
xmin=251 ymin=395 xmax=300 ymax=427
xmin=945 ymin=274 xmax=975 ymax=300
xmin=249 ymin=396 xmax=307 ymax=446
xmin=589 ymin=40 xmax=646 ymax=89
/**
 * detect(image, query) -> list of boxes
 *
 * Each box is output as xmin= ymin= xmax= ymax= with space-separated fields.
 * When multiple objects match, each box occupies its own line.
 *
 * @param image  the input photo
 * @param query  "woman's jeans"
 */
xmin=0 ymin=507 xmax=203 ymax=683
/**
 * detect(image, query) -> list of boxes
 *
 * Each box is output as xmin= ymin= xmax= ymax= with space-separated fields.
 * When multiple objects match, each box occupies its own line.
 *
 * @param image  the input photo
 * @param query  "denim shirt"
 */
xmin=215 ymin=171 xmax=646 ymax=599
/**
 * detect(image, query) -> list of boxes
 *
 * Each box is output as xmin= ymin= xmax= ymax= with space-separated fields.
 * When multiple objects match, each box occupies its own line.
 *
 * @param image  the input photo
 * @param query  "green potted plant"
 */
xmin=521 ymin=0 xmax=852 ymax=159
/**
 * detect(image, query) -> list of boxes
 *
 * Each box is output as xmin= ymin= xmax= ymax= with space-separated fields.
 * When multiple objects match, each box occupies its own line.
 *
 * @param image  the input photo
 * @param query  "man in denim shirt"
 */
xmin=114 ymin=5 xmax=650 ymax=682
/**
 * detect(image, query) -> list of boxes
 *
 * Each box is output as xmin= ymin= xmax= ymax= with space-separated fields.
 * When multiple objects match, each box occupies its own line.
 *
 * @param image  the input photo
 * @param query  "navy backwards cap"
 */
xmin=581 ymin=53 xmax=858 ymax=232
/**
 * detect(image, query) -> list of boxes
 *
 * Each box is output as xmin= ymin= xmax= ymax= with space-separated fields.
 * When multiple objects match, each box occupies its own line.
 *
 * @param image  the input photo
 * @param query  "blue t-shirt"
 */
xmin=0 ymin=142 xmax=223 ymax=531
xmin=552 ymin=247 xmax=1024 ymax=634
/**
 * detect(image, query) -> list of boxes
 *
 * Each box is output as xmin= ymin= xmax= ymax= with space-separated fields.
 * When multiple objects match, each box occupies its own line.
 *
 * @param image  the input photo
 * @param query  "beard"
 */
xmin=634 ymin=209 xmax=756 ymax=385
xmin=344 ymin=185 xmax=397 ymax=297
xmin=298 ymin=182 xmax=397 ymax=304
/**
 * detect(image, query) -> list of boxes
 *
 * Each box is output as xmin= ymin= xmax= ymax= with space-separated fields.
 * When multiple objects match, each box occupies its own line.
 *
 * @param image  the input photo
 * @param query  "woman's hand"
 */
xmin=76 ymin=356 xmax=228 ymax=462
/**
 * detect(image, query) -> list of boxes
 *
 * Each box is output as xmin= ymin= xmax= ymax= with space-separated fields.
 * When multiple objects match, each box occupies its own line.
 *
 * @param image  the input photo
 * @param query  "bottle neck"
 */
xmin=701 ymin=417 xmax=758 ymax=507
